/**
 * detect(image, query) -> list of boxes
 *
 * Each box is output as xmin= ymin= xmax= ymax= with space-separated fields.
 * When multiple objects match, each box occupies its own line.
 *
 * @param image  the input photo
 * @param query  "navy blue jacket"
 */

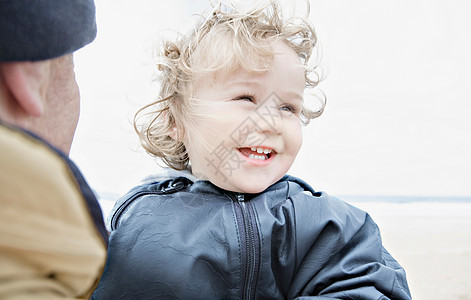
xmin=93 ymin=172 xmax=411 ymax=299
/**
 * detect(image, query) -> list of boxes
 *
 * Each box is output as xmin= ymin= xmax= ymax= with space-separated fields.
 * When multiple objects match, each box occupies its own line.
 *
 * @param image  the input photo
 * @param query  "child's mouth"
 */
xmin=238 ymin=147 xmax=273 ymax=161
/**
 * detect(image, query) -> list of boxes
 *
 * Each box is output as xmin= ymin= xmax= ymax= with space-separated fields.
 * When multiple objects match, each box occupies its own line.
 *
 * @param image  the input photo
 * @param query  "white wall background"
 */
xmin=72 ymin=0 xmax=471 ymax=198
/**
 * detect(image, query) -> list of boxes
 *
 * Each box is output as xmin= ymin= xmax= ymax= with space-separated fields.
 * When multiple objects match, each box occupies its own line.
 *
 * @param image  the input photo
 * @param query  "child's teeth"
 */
xmin=246 ymin=147 xmax=272 ymax=158
xmin=248 ymin=154 xmax=266 ymax=160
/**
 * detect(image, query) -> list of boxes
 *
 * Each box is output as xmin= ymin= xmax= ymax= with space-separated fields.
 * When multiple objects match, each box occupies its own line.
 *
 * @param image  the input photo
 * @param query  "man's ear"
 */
xmin=0 ymin=61 xmax=50 ymax=117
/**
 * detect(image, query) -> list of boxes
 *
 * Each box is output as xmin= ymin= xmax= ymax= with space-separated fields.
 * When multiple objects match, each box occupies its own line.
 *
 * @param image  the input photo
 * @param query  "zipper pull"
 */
xmin=236 ymin=194 xmax=245 ymax=202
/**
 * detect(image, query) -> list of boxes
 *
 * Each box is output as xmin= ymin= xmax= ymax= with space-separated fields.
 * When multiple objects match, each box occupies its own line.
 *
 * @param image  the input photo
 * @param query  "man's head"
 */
xmin=0 ymin=0 xmax=96 ymax=154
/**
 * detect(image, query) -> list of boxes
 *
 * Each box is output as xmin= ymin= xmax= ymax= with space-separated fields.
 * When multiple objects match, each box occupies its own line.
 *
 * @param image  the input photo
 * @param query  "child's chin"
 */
xmin=241 ymin=185 xmax=271 ymax=194
xmin=218 ymin=181 xmax=273 ymax=195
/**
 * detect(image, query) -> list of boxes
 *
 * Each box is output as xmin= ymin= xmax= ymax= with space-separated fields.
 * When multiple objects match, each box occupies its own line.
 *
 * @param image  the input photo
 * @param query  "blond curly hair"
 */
xmin=134 ymin=0 xmax=324 ymax=170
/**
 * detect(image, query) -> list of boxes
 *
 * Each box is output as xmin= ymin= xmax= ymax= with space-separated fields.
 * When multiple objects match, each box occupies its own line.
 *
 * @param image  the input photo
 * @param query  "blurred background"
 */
xmin=71 ymin=1 xmax=471 ymax=299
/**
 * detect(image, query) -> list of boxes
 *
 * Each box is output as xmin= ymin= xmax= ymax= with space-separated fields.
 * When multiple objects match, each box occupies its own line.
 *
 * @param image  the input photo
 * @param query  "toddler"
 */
xmin=94 ymin=1 xmax=411 ymax=299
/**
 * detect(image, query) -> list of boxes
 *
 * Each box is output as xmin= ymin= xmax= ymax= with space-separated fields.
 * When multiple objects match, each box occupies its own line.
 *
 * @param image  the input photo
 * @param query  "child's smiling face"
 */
xmin=183 ymin=41 xmax=305 ymax=193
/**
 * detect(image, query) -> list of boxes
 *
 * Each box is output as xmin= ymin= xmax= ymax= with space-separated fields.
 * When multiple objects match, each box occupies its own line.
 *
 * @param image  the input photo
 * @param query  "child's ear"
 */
xmin=0 ymin=61 xmax=50 ymax=117
xmin=170 ymin=127 xmax=184 ymax=141
xmin=170 ymin=127 xmax=178 ymax=140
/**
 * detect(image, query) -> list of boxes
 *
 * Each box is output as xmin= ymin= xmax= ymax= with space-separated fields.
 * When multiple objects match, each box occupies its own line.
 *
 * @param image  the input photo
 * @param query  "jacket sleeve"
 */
xmin=288 ymin=198 xmax=411 ymax=300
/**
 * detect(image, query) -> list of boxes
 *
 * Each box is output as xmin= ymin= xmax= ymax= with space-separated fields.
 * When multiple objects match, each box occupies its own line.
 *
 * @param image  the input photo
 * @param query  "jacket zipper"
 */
xmin=231 ymin=193 xmax=261 ymax=300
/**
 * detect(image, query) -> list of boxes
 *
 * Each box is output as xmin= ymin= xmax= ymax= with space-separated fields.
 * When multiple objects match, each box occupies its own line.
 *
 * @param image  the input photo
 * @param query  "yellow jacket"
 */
xmin=0 ymin=123 xmax=107 ymax=299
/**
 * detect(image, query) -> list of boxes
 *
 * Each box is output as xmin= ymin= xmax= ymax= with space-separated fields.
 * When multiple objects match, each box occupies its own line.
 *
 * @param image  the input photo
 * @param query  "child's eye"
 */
xmin=279 ymin=104 xmax=298 ymax=115
xmin=233 ymin=95 xmax=255 ymax=102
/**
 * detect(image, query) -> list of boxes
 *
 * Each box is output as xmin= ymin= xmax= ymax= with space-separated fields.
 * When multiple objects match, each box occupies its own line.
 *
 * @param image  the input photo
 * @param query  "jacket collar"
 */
xmin=140 ymin=168 xmax=319 ymax=199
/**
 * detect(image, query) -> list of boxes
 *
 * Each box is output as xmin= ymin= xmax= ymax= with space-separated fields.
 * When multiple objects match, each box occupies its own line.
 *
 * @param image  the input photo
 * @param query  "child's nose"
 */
xmin=254 ymin=107 xmax=282 ymax=135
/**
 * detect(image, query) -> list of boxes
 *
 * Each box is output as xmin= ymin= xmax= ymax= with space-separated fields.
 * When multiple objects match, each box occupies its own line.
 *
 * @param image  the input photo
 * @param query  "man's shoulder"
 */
xmin=1 ymin=122 xmax=81 ymax=195
xmin=0 ymin=122 xmax=65 ymax=180
xmin=0 ymin=122 xmax=108 ymax=244
xmin=0 ymin=123 xmax=107 ymax=299
xmin=0 ymin=121 xmax=69 ymax=164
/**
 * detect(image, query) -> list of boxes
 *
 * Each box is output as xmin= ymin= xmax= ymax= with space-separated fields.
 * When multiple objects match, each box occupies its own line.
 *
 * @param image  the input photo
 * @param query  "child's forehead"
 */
xmin=218 ymin=68 xmax=263 ymax=85
xmin=190 ymin=68 xmax=250 ymax=93
xmin=191 ymin=63 xmax=305 ymax=101
xmin=192 ymin=64 xmax=269 ymax=92
xmin=195 ymin=43 xmax=303 ymax=88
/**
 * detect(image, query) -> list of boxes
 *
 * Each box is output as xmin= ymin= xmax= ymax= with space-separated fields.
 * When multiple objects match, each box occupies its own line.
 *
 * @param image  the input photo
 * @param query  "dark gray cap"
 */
xmin=0 ymin=0 xmax=97 ymax=62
